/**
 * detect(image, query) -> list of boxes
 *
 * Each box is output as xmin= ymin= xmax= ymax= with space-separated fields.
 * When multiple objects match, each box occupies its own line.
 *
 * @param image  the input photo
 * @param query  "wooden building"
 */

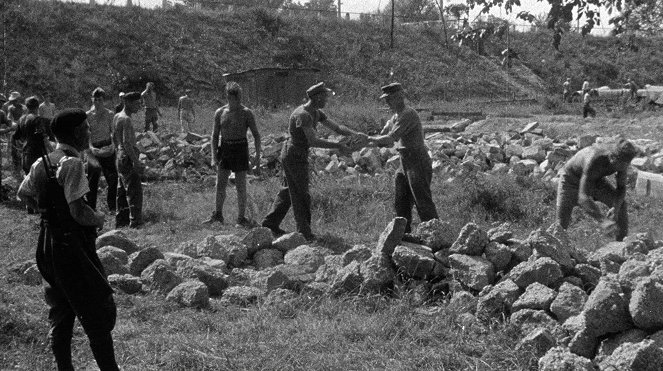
xmin=223 ymin=67 xmax=321 ymax=108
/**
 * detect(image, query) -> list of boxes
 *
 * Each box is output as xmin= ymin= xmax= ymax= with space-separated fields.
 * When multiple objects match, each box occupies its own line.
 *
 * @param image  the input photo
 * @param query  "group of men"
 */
xmin=6 ymin=79 xmax=641 ymax=370
xmin=562 ymin=77 xmax=641 ymax=118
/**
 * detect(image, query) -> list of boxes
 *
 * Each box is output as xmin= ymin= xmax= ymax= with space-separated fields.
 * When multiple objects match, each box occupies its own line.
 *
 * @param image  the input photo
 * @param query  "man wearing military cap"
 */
xmin=112 ymin=92 xmax=144 ymax=228
xmin=18 ymin=109 xmax=120 ymax=370
xmin=86 ymin=87 xmax=118 ymax=212
xmin=262 ymin=82 xmax=365 ymax=241
xmin=556 ymin=138 xmax=639 ymax=241
xmin=369 ymin=82 xmax=439 ymax=233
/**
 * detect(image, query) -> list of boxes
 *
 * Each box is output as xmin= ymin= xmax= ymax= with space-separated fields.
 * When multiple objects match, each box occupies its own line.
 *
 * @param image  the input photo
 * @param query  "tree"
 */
xmin=610 ymin=0 xmax=663 ymax=35
xmin=182 ymin=0 xmax=288 ymax=10
xmin=444 ymin=3 xmax=469 ymax=19
xmin=384 ymin=0 xmax=440 ymax=22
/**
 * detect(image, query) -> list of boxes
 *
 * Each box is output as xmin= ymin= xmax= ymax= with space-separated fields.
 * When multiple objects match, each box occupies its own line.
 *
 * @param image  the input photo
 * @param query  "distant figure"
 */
xmin=583 ymin=89 xmax=597 ymax=118
xmin=6 ymin=91 xmax=26 ymax=181
xmin=562 ymin=78 xmax=571 ymax=102
xmin=582 ymin=80 xmax=590 ymax=95
xmin=501 ymin=48 xmax=519 ymax=68
xmin=141 ymin=82 xmax=161 ymax=132
xmin=177 ymin=89 xmax=196 ymax=133
xmin=112 ymin=92 xmax=144 ymax=228
xmin=552 ymin=26 xmax=563 ymax=52
xmin=204 ymin=82 xmax=261 ymax=227
xmin=14 ymin=96 xmax=53 ymax=175
xmin=556 ymin=139 xmax=639 ymax=241
xmin=17 ymin=109 xmax=120 ymax=371
xmin=114 ymin=92 xmax=125 ymax=114
xmin=368 ymin=82 xmax=439 ymax=233
xmin=86 ymin=87 xmax=118 ymax=212
xmin=38 ymin=93 xmax=57 ymax=120
xmin=0 ymin=94 xmax=12 ymax=197
xmin=625 ymin=78 xmax=640 ymax=101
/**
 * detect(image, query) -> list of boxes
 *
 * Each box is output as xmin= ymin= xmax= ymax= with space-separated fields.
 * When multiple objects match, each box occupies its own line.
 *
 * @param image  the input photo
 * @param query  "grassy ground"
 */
xmin=3 ymin=101 xmax=663 ymax=369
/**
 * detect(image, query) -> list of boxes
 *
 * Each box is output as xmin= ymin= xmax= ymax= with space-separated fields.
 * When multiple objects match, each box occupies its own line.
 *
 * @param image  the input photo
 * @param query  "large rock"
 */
xmin=273 ymin=264 xmax=316 ymax=289
xmin=253 ymin=249 xmax=284 ymax=269
xmin=283 ymin=245 xmax=327 ymax=273
xmin=410 ymin=219 xmax=456 ymax=252
xmin=487 ymin=222 xmax=513 ymax=244
xmin=98 ymin=253 xmax=129 ymax=276
xmin=331 ymin=261 xmax=363 ymax=294
xmin=510 ymin=309 xmax=559 ymax=335
xmin=249 ymin=268 xmax=291 ymax=292
xmin=629 ymin=277 xmax=663 ymax=330
xmin=538 ymin=347 xmax=594 ymax=371
xmin=509 ymin=257 xmax=563 ymax=289
xmin=392 ymin=243 xmax=436 ymax=279
xmin=375 ymin=217 xmax=407 ymax=256
xmin=128 ymin=247 xmax=165 ymax=276
xmin=483 ymin=241 xmax=512 ymax=272
xmin=588 ymin=241 xmax=648 ymax=267
xmin=140 ymin=259 xmax=182 ymax=295
xmin=163 ymin=252 xmax=193 ymax=267
xmin=360 ymin=253 xmax=395 ymax=294
xmin=315 ymin=255 xmax=344 ymax=283
xmin=584 ymin=275 xmax=633 ymax=337
xmin=508 ymin=239 xmax=533 ymax=262
xmin=448 ymin=254 xmax=495 ymax=291
xmin=475 ymin=279 xmax=521 ymax=321
xmin=448 ymin=291 xmax=478 ymax=314
xmin=598 ymin=340 xmax=663 ymax=371
xmin=166 ymin=280 xmax=209 ymax=308
xmin=175 ymin=260 xmax=229 ymax=296
xmin=222 ymin=286 xmax=264 ymax=306
xmin=596 ymin=329 xmax=648 ymax=362
xmin=272 ymin=232 xmax=307 ymax=253
xmin=341 ymin=244 xmax=373 ymax=266
xmin=512 ymin=282 xmax=557 ymax=312
xmin=196 ymin=235 xmax=248 ymax=267
xmin=96 ymin=230 xmax=140 ymax=254
xmin=574 ymin=264 xmax=602 ymax=290
xmin=550 ymin=282 xmax=588 ymax=322
xmin=97 ymin=246 xmax=129 ymax=265
xmin=242 ymin=227 xmax=273 ymax=256
xmin=619 ymin=258 xmax=650 ymax=294
xmin=526 ymin=228 xmax=574 ymax=273
xmin=517 ymin=328 xmax=556 ymax=358
xmin=107 ymin=274 xmax=142 ymax=294
xmin=449 ymin=223 xmax=489 ymax=256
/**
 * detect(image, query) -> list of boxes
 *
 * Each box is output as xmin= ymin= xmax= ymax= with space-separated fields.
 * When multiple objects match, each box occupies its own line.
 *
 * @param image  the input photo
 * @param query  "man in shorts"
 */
xmin=204 ymin=82 xmax=261 ymax=227
xmin=177 ymin=89 xmax=196 ymax=133
xmin=141 ymin=82 xmax=161 ymax=132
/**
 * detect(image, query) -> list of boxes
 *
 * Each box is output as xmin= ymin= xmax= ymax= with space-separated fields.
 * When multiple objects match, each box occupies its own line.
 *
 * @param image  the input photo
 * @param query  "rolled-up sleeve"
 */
xmin=56 ymin=157 xmax=90 ymax=204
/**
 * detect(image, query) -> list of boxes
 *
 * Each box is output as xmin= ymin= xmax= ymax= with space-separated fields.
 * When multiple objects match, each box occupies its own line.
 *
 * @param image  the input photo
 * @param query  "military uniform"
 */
xmin=18 ymin=143 xmax=119 ymax=370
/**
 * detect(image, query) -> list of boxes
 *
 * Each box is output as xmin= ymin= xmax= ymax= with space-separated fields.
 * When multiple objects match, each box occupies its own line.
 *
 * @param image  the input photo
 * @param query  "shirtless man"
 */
xmin=556 ymin=139 xmax=639 ymax=241
xmin=112 ymin=92 xmax=144 ymax=228
xmin=177 ymin=89 xmax=196 ymax=133
xmin=141 ymin=82 xmax=161 ymax=132
xmin=562 ymin=78 xmax=571 ymax=103
xmin=204 ymin=82 xmax=261 ymax=227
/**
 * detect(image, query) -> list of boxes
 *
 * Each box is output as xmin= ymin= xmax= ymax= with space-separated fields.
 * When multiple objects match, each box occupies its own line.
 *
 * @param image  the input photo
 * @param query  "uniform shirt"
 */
xmin=289 ymin=104 xmax=327 ymax=150
xmin=14 ymin=113 xmax=51 ymax=156
xmin=215 ymin=104 xmax=255 ymax=142
xmin=7 ymin=103 xmax=26 ymax=123
xmin=384 ymin=106 xmax=426 ymax=153
xmin=38 ymin=102 xmax=56 ymax=120
xmin=141 ymin=90 xmax=157 ymax=109
xmin=563 ymin=81 xmax=570 ymax=92
xmin=87 ymin=106 xmax=114 ymax=145
xmin=18 ymin=143 xmax=89 ymax=205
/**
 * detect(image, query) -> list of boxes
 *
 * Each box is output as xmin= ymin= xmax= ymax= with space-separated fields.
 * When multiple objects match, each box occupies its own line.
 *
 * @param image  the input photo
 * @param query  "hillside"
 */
xmin=3 ymin=0 xmax=663 ymax=107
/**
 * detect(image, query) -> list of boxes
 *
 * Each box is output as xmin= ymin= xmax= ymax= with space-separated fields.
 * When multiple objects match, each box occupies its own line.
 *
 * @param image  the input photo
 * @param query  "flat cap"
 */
xmin=123 ymin=92 xmax=141 ymax=102
xmin=306 ymin=82 xmax=333 ymax=98
xmin=51 ymin=108 xmax=87 ymax=138
xmin=8 ymin=91 xmax=21 ymax=101
xmin=92 ymin=87 xmax=106 ymax=98
xmin=380 ymin=82 xmax=403 ymax=99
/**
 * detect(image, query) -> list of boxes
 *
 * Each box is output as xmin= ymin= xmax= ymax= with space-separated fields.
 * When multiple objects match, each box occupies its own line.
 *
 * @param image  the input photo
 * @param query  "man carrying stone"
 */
xmin=204 ymin=82 xmax=261 ymax=227
xmin=141 ymin=82 xmax=161 ymax=132
xmin=261 ymin=82 xmax=362 ymax=241
xmin=112 ymin=92 xmax=144 ymax=228
xmin=368 ymin=82 xmax=439 ymax=233
xmin=177 ymin=89 xmax=196 ymax=133
xmin=556 ymin=138 xmax=639 ymax=241
xmin=86 ymin=87 xmax=118 ymax=212
xmin=17 ymin=109 xmax=120 ymax=370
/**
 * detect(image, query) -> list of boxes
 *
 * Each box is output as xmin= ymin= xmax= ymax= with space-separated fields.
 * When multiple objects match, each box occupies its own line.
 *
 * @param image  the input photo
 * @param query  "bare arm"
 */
xmin=211 ymin=110 xmax=221 ymax=166
xmin=119 ymin=118 xmax=139 ymax=165
xmin=246 ymin=111 xmax=261 ymax=161
xmin=320 ymin=118 xmax=359 ymax=136
xmin=577 ymin=162 xmax=604 ymax=222
xmin=69 ymin=198 xmax=104 ymax=228
xmin=302 ymin=126 xmax=349 ymax=151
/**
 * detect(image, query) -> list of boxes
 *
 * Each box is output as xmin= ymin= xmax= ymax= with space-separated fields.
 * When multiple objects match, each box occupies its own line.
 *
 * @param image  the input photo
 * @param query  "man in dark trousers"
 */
xmin=14 ymin=96 xmax=53 ymax=175
xmin=17 ymin=109 xmax=120 ymax=370
xmin=86 ymin=87 xmax=118 ymax=212
xmin=112 ymin=92 xmax=144 ymax=228
xmin=204 ymin=82 xmax=261 ymax=227
xmin=261 ymin=82 xmax=361 ymax=241
xmin=369 ymin=82 xmax=439 ymax=233
xmin=556 ymin=138 xmax=639 ymax=241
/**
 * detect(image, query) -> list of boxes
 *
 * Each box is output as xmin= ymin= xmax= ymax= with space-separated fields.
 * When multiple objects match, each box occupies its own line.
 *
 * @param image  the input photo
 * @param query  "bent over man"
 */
xmin=556 ymin=138 xmax=639 ymax=241
xmin=369 ymin=82 xmax=439 ymax=233
xmin=204 ymin=82 xmax=261 ymax=227
xmin=17 ymin=109 xmax=120 ymax=370
xmin=261 ymin=82 xmax=361 ymax=241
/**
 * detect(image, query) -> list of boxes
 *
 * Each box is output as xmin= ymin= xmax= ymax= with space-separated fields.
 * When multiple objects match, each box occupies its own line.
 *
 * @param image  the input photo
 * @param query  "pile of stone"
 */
xmin=10 ymin=218 xmax=663 ymax=368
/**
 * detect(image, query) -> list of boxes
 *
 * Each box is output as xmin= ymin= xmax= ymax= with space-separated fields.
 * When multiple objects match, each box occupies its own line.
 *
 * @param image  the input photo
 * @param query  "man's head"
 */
xmin=614 ymin=138 xmax=639 ymax=163
xmin=566 ymin=78 xmax=571 ymax=81
xmin=185 ymin=88 xmax=192 ymax=95
xmin=226 ymin=82 xmax=242 ymax=105
xmin=146 ymin=82 xmax=154 ymax=90
xmin=8 ymin=91 xmax=21 ymax=103
xmin=306 ymin=82 xmax=333 ymax=108
xmin=380 ymin=82 xmax=405 ymax=110
xmin=25 ymin=96 xmax=40 ymax=112
xmin=122 ymin=92 xmax=143 ymax=114
xmin=91 ymin=87 xmax=106 ymax=106
xmin=51 ymin=109 xmax=90 ymax=150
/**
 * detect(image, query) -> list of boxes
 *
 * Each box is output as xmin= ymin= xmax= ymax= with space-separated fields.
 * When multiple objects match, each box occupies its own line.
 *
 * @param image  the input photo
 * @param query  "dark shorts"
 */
xmin=145 ymin=108 xmax=158 ymax=123
xmin=218 ymin=139 xmax=249 ymax=172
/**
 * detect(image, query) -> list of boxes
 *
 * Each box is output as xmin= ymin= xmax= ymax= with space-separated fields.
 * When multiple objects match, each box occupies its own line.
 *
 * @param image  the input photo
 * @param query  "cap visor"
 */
xmin=379 ymin=93 xmax=389 ymax=99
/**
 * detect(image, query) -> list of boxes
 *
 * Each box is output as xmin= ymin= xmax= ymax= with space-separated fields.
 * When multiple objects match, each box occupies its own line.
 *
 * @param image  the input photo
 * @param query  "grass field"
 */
xmin=3 ymin=99 xmax=663 ymax=369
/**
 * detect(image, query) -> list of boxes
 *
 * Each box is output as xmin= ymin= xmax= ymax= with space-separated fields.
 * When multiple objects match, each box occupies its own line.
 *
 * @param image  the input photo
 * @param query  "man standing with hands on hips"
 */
xmin=369 ymin=82 xmax=439 ymax=233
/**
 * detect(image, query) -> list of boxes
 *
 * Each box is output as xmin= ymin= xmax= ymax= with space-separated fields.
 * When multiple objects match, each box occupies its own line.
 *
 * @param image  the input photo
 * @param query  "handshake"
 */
xmin=339 ymin=133 xmax=372 ymax=155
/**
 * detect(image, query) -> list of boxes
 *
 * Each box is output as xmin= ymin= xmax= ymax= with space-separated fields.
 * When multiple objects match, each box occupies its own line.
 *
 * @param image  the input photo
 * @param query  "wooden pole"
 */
xmin=435 ymin=0 xmax=449 ymax=49
xmin=390 ymin=0 xmax=395 ymax=48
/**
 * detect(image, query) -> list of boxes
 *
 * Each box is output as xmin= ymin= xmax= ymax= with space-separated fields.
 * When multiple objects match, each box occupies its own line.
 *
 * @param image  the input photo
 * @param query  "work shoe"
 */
xmin=261 ymin=222 xmax=286 ymax=237
xmin=235 ymin=217 xmax=256 ymax=228
xmin=202 ymin=213 xmax=224 ymax=225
